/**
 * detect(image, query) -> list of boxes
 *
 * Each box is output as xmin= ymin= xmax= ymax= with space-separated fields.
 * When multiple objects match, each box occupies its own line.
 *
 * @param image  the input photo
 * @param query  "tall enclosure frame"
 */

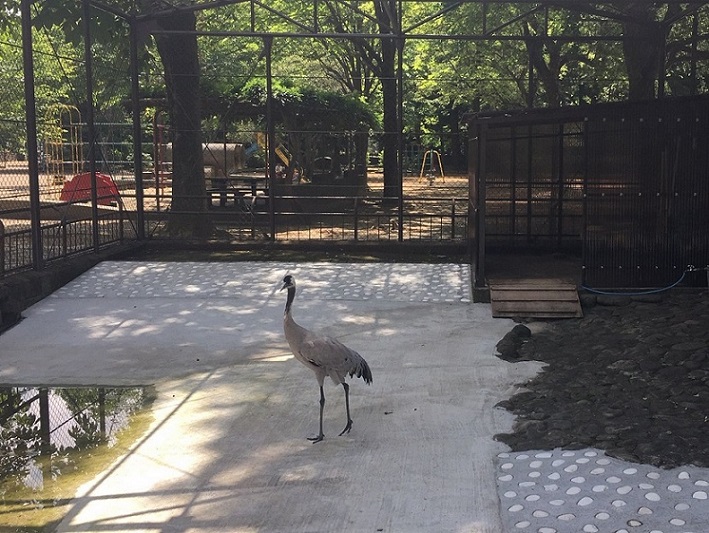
xmin=10 ymin=0 xmax=709 ymax=285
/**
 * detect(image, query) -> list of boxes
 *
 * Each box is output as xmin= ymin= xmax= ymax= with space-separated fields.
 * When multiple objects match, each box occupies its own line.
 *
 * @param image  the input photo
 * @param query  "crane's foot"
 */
xmin=308 ymin=433 xmax=324 ymax=443
xmin=338 ymin=419 xmax=353 ymax=436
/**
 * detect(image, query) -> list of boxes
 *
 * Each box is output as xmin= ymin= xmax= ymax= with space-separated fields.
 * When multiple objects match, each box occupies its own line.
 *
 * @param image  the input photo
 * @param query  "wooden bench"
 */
xmin=207 ymin=175 xmax=265 ymax=209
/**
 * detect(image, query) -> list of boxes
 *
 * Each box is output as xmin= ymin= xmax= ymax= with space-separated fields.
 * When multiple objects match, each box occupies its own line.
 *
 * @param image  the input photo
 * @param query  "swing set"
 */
xmin=418 ymin=149 xmax=445 ymax=185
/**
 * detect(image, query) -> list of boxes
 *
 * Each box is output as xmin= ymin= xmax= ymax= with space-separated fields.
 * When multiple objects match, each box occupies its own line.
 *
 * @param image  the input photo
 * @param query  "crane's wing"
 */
xmin=298 ymin=333 xmax=372 ymax=384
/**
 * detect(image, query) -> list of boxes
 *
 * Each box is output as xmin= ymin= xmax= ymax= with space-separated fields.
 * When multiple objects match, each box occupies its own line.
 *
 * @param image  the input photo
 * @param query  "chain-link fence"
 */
xmin=1 ymin=115 xmax=469 ymax=278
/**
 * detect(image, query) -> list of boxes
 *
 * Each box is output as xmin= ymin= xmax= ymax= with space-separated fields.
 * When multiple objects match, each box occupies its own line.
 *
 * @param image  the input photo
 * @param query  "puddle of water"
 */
xmin=0 ymin=385 xmax=155 ymax=532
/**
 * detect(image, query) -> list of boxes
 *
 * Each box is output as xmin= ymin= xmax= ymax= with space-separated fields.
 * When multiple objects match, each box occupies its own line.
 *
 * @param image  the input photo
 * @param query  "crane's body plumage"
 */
xmin=281 ymin=274 xmax=372 ymax=442
xmin=284 ymin=317 xmax=371 ymax=386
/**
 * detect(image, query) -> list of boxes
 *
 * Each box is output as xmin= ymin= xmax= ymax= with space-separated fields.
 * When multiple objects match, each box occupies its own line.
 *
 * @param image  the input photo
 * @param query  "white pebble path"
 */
xmin=49 ymin=261 xmax=472 ymax=302
xmin=497 ymin=448 xmax=709 ymax=533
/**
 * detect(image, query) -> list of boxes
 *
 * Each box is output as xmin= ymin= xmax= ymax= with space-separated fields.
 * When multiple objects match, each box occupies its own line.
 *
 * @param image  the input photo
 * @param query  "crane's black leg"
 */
xmin=338 ymin=382 xmax=353 ymax=436
xmin=308 ymin=386 xmax=325 ymax=443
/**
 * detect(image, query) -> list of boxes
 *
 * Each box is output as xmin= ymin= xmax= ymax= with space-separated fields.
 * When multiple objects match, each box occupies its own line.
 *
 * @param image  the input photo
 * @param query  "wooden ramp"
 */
xmin=489 ymin=278 xmax=583 ymax=318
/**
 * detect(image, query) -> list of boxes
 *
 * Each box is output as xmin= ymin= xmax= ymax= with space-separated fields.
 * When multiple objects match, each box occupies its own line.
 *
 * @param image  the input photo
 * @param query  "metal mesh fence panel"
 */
xmin=470 ymin=95 xmax=709 ymax=288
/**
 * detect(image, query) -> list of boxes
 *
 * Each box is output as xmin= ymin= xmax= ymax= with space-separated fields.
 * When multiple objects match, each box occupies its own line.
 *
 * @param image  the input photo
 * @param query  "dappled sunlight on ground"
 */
xmin=0 ymin=260 xmax=527 ymax=532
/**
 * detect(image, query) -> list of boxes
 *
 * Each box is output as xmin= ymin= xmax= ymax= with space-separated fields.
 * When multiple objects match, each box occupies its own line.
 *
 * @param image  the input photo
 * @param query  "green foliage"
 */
xmin=0 ymin=2 xmax=18 ymax=31
xmin=0 ymin=20 xmax=81 ymax=153
xmin=237 ymin=80 xmax=378 ymax=131
xmin=5 ymin=0 xmax=709 ymax=162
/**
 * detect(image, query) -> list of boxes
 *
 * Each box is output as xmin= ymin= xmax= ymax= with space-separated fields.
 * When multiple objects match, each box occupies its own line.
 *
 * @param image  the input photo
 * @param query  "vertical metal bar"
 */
xmin=451 ymin=201 xmax=456 ymax=239
xmin=39 ymin=388 xmax=51 ymax=455
xmin=397 ymin=32 xmax=404 ymax=242
xmin=62 ymin=220 xmax=67 ymax=257
xmin=0 ymin=220 xmax=4 ymax=275
xmin=153 ymin=112 xmax=162 ymax=212
xmin=250 ymin=0 xmax=256 ymax=32
xmin=476 ymin=122 xmax=488 ymax=289
xmin=98 ymin=388 xmax=106 ymax=440
xmin=353 ymin=197 xmax=359 ymax=241
xmin=119 ymin=201 xmax=124 ymax=241
xmin=468 ymin=125 xmax=477 ymax=272
xmin=690 ymin=14 xmax=698 ymax=95
xmin=313 ymin=0 xmax=319 ymax=33
xmin=544 ymin=6 xmax=549 ymax=35
xmin=130 ymin=17 xmax=145 ymax=240
xmin=526 ymin=125 xmax=533 ymax=244
xmin=581 ymin=118 xmax=589 ymax=287
xmin=527 ymin=48 xmax=535 ymax=109
xmin=265 ymin=37 xmax=276 ymax=241
xmin=82 ymin=0 xmax=100 ymax=253
xmin=511 ymin=126 xmax=517 ymax=238
xmin=21 ymin=0 xmax=43 ymax=270
xmin=556 ymin=123 xmax=565 ymax=247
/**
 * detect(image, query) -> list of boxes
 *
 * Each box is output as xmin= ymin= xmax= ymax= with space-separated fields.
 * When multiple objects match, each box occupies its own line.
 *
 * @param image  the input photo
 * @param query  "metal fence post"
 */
xmin=451 ymin=201 xmax=456 ymax=239
xmin=119 ymin=201 xmax=124 ymax=241
xmin=354 ymin=197 xmax=359 ymax=241
xmin=82 ymin=0 xmax=100 ymax=254
xmin=39 ymin=388 xmax=51 ymax=455
xmin=21 ymin=0 xmax=43 ymax=271
xmin=0 ymin=220 xmax=4 ymax=276
xmin=130 ymin=17 xmax=145 ymax=240
xmin=98 ymin=388 xmax=106 ymax=440
xmin=265 ymin=36 xmax=276 ymax=242
xmin=396 ymin=35 xmax=405 ymax=242
xmin=62 ymin=220 xmax=68 ymax=257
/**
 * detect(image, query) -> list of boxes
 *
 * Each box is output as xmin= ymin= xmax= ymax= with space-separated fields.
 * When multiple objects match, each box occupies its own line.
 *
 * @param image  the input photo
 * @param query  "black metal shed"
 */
xmin=468 ymin=95 xmax=709 ymax=293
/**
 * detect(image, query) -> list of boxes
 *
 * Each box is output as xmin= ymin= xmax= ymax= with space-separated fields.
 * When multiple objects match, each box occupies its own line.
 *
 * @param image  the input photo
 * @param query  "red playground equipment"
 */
xmin=59 ymin=172 xmax=121 ymax=206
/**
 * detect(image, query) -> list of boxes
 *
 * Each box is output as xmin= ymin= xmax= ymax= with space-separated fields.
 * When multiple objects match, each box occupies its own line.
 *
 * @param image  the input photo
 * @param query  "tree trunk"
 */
xmin=623 ymin=20 xmax=664 ymax=100
xmin=354 ymin=131 xmax=369 ymax=192
xmin=380 ymin=37 xmax=399 ymax=200
xmin=153 ymin=9 xmax=210 ymax=238
xmin=445 ymin=103 xmax=465 ymax=171
xmin=524 ymin=25 xmax=562 ymax=108
xmin=374 ymin=0 xmax=400 ymax=202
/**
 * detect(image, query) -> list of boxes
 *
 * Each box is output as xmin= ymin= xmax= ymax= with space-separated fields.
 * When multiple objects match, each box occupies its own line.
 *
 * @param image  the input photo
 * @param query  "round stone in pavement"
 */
xmin=496 ymin=448 xmax=709 ymax=533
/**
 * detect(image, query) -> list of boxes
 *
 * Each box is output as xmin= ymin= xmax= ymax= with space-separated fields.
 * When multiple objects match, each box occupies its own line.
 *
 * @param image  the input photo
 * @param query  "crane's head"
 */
xmin=281 ymin=275 xmax=296 ymax=314
xmin=280 ymin=275 xmax=296 ymax=292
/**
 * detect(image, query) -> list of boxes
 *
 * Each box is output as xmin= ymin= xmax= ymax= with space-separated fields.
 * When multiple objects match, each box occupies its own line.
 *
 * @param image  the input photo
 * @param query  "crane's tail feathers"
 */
xmin=351 ymin=358 xmax=373 ymax=385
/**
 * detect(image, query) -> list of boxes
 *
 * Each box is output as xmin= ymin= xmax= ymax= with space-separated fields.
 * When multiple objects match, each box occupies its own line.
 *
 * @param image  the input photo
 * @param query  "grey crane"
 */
xmin=280 ymin=274 xmax=373 ymax=443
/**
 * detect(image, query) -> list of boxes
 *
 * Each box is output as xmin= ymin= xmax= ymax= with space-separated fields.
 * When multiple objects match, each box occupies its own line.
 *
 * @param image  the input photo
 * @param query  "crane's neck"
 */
xmin=284 ymin=286 xmax=296 ymax=316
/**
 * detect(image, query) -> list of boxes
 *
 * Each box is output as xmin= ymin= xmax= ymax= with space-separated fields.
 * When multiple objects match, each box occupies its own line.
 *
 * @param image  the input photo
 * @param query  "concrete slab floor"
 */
xmin=5 ymin=261 xmax=705 ymax=532
xmin=0 ymin=261 xmax=538 ymax=533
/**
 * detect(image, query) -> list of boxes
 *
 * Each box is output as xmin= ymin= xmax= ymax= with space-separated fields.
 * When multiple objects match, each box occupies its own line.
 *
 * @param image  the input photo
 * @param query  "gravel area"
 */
xmin=494 ymin=291 xmax=709 ymax=469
